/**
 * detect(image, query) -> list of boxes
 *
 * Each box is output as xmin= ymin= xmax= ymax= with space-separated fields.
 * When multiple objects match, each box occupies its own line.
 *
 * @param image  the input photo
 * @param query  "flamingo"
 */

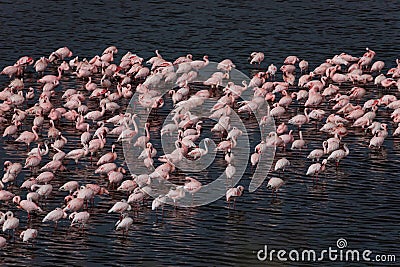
xmin=97 ymin=144 xmax=117 ymax=165
xmin=38 ymin=67 xmax=62 ymax=83
xmin=134 ymin=122 xmax=151 ymax=149
xmin=24 ymin=148 xmax=42 ymax=170
xmin=152 ymin=195 xmax=167 ymax=220
xmin=306 ymin=159 xmax=328 ymax=181
xmin=188 ymin=138 xmax=211 ymax=159
xmin=65 ymin=145 xmax=89 ymax=164
xmin=3 ymin=120 xmax=21 ymax=138
xmin=2 ymin=211 xmax=19 ymax=237
xmin=63 ymin=196 xmax=84 ymax=212
xmin=117 ymin=179 xmax=137 ymax=194
xmin=32 ymin=184 xmax=53 ymax=200
xmin=13 ymin=196 xmax=43 ymax=219
xmin=184 ymin=177 xmax=202 ymax=200
xmin=226 ymin=185 xmax=244 ymax=209
xmin=15 ymin=125 xmax=39 ymax=148
xmin=266 ymin=177 xmax=284 ymax=197
xmin=95 ymin=162 xmax=117 ymax=175
xmin=115 ymin=215 xmax=134 ymax=235
xmin=327 ymin=144 xmax=350 ymax=167
xmin=166 ymin=186 xmax=186 ymax=208
xmin=369 ymin=135 xmax=385 ymax=149
xmin=20 ymin=228 xmax=38 ymax=243
xmin=291 ymin=131 xmax=306 ymax=150
xmin=288 ymin=109 xmax=309 ymax=128
xmin=190 ymin=55 xmax=209 ymax=70
xmin=108 ymin=167 xmax=126 ymax=188
xmin=274 ymin=158 xmax=290 ymax=173
xmin=249 ymin=52 xmax=264 ymax=65
xmin=225 ymin=164 xmax=236 ymax=180
xmin=35 ymin=171 xmax=54 ymax=184
xmin=0 ymin=190 xmax=15 ymax=202
xmin=307 ymin=143 xmax=326 ymax=161
xmin=59 ymin=181 xmax=80 ymax=194
xmin=69 ymin=211 xmax=90 ymax=228
xmin=84 ymin=104 xmax=106 ymax=122
xmin=108 ymin=199 xmax=131 ymax=216
xmin=117 ymin=115 xmax=139 ymax=143
xmin=88 ymin=134 xmax=106 ymax=159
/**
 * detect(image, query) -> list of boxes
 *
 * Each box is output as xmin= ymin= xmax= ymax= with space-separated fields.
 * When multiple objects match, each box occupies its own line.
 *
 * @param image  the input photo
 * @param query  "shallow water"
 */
xmin=1 ymin=1 xmax=400 ymax=266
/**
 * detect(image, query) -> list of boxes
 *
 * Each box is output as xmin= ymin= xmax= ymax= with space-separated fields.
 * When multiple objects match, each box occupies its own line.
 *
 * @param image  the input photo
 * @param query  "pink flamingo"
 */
xmin=226 ymin=185 xmax=244 ymax=209
xmin=42 ymin=208 xmax=67 ymax=227
xmin=284 ymin=55 xmax=299 ymax=65
xmin=35 ymin=171 xmax=54 ymax=184
xmin=274 ymin=158 xmax=290 ymax=173
xmin=306 ymin=159 xmax=328 ymax=182
xmin=291 ymin=131 xmax=306 ymax=150
xmin=134 ymin=122 xmax=151 ymax=148
xmin=2 ymin=211 xmax=19 ymax=237
xmin=38 ymin=67 xmax=63 ymax=83
xmin=249 ymin=52 xmax=264 ymax=65
xmin=288 ymin=109 xmax=309 ymax=128
xmin=63 ymin=196 xmax=84 ymax=212
xmin=20 ymin=228 xmax=38 ymax=243
xmin=190 ymin=55 xmax=209 ymax=70
xmin=15 ymin=125 xmax=39 ymax=148
xmin=327 ymin=144 xmax=349 ymax=167
xmin=65 ymin=145 xmax=89 ymax=164
xmin=0 ymin=190 xmax=15 ymax=202
xmin=108 ymin=167 xmax=126 ymax=188
xmin=24 ymin=147 xmax=42 ymax=170
xmin=307 ymin=143 xmax=326 ymax=161
xmin=266 ymin=177 xmax=284 ymax=197
xmin=84 ymin=104 xmax=106 ymax=122
xmin=115 ymin=215 xmax=133 ymax=235
xmin=95 ymin=162 xmax=117 ymax=175
xmin=3 ymin=120 xmax=21 ymax=138
xmin=299 ymin=60 xmax=309 ymax=73
xmin=88 ymin=134 xmax=106 ymax=160
xmin=59 ymin=181 xmax=80 ymax=194
xmin=108 ymin=199 xmax=131 ymax=216
xmin=13 ymin=196 xmax=43 ymax=220
xmin=96 ymin=144 xmax=117 ymax=165
xmin=117 ymin=179 xmax=137 ymax=194
xmin=69 ymin=211 xmax=90 ymax=228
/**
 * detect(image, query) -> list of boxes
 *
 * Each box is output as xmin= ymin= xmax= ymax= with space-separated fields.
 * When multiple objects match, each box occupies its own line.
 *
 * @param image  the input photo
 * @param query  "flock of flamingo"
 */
xmin=0 ymin=45 xmax=399 ymax=248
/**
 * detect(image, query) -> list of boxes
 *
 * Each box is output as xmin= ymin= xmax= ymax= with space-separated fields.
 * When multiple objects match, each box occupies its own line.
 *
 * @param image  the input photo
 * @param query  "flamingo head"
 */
xmin=12 ymin=195 xmax=21 ymax=205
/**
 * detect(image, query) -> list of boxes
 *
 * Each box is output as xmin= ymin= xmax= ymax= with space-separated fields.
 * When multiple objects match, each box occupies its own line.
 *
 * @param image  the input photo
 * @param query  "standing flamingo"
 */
xmin=266 ymin=177 xmax=285 ymax=198
xmin=15 ymin=126 xmax=39 ymax=148
xmin=226 ymin=185 xmax=244 ymax=209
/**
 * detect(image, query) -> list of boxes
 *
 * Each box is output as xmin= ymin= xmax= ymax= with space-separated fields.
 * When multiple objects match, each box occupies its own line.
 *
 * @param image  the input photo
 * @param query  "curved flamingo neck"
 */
xmin=145 ymin=124 xmax=150 ymax=138
xmin=32 ymin=127 xmax=39 ymax=140
xmin=344 ymin=145 xmax=349 ymax=156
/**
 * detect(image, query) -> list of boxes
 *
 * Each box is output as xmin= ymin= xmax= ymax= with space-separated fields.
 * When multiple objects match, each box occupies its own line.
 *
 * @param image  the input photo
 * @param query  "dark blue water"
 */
xmin=1 ymin=0 xmax=400 ymax=266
